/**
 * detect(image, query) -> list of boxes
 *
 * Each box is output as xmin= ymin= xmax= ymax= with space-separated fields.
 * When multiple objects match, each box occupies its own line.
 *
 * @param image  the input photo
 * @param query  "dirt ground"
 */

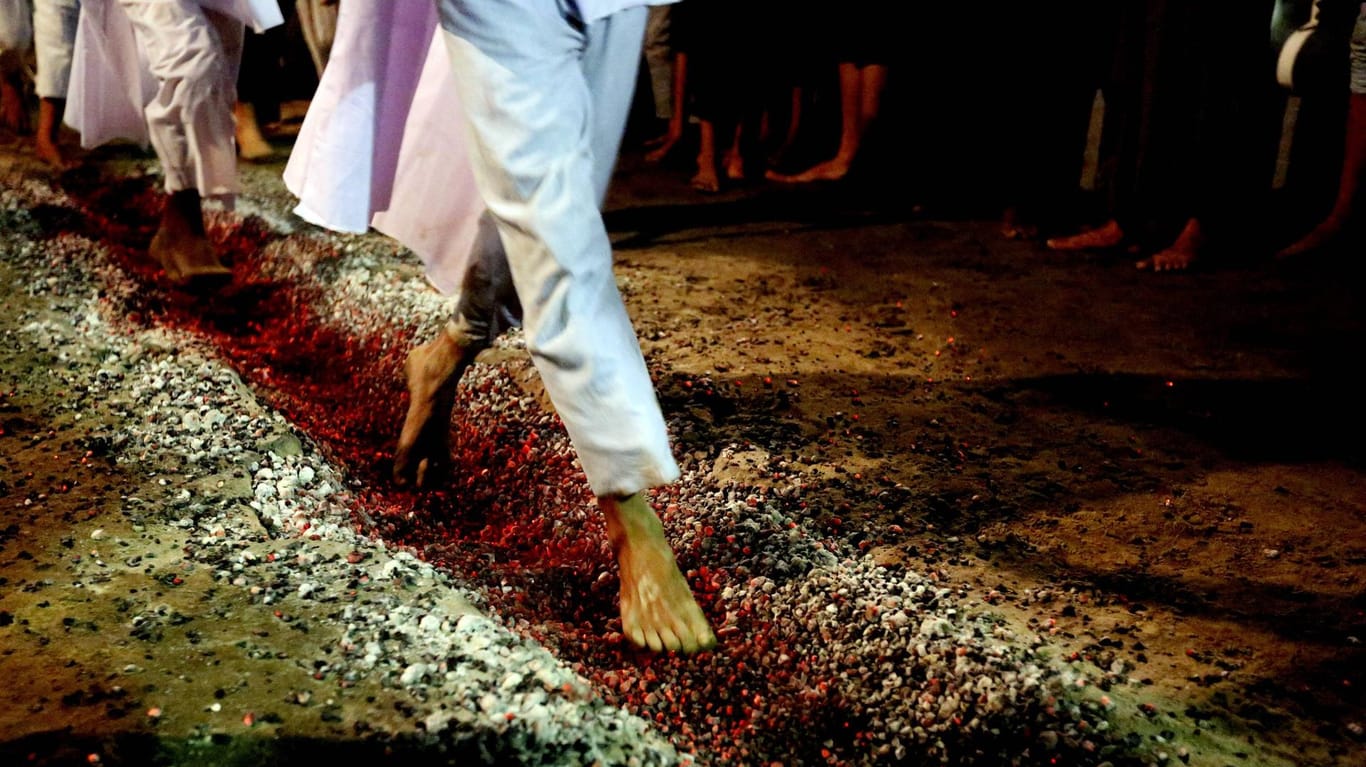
xmin=2 ymin=123 xmax=1364 ymax=767
xmin=609 ymin=149 xmax=1366 ymax=760
xmin=623 ymin=134 xmax=1366 ymax=763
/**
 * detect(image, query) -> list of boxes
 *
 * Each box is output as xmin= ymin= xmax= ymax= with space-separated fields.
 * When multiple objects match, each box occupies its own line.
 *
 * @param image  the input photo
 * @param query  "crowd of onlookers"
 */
xmin=3 ymin=1 xmax=1363 ymax=272
xmin=627 ymin=1 xmax=1365 ymax=270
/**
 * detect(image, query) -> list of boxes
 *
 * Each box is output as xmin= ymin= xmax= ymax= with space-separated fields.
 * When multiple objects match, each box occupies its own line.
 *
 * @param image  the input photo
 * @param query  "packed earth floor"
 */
xmin=1 ymin=133 xmax=1364 ymax=767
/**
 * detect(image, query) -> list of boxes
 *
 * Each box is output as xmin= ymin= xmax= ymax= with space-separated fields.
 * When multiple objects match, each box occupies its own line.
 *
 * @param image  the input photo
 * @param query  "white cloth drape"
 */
xmin=283 ymin=0 xmax=482 ymax=296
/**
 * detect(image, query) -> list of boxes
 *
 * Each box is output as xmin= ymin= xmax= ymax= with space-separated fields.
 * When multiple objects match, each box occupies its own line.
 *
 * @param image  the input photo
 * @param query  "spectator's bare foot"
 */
xmin=766 ymin=157 xmax=850 ymax=183
xmin=278 ymin=99 xmax=311 ymax=122
xmin=999 ymin=206 xmax=1039 ymax=240
xmin=1276 ymin=216 xmax=1347 ymax=260
xmin=644 ymin=136 xmax=677 ymax=164
xmin=393 ymin=331 xmax=466 ymax=488
xmin=690 ymin=165 xmax=721 ymax=194
xmin=644 ymin=127 xmax=682 ymax=164
xmin=602 ymin=493 xmax=716 ymax=654
xmin=1 ymin=73 xmax=28 ymax=135
xmin=723 ymin=149 xmax=745 ymax=182
xmin=1046 ymin=219 xmax=1124 ymax=250
xmin=1136 ymin=218 xmax=1201 ymax=272
xmin=235 ymin=102 xmax=273 ymax=162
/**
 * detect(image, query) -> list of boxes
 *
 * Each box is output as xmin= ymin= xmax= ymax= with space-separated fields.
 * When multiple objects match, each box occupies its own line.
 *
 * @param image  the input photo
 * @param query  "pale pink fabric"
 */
xmin=283 ymin=0 xmax=482 ymax=297
xmin=64 ymin=0 xmax=282 ymax=148
xmin=199 ymin=0 xmax=282 ymax=33
xmin=65 ymin=0 xmax=154 ymax=147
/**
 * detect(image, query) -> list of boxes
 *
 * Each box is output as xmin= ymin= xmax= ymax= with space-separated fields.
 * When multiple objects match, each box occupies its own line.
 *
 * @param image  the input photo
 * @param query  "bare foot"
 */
xmin=690 ymin=165 xmax=721 ymax=194
xmin=1046 ymin=219 xmax=1124 ymax=251
xmin=999 ymin=206 xmax=1039 ymax=240
xmin=36 ymin=98 xmax=72 ymax=169
xmin=723 ymin=149 xmax=745 ymax=182
xmin=602 ymin=493 xmax=716 ymax=654
xmin=35 ymin=134 xmax=70 ymax=169
xmin=1136 ymin=218 xmax=1202 ymax=272
xmin=150 ymin=190 xmax=231 ymax=288
xmin=235 ymin=102 xmax=274 ymax=162
xmin=149 ymin=227 xmax=232 ymax=288
xmin=644 ymin=128 xmax=681 ymax=164
xmin=279 ymin=99 xmax=311 ymax=122
xmin=392 ymin=331 xmax=466 ymax=487
xmin=766 ymin=157 xmax=850 ymax=184
xmin=1135 ymin=246 xmax=1196 ymax=271
xmin=644 ymin=137 xmax=677 ymax=164
xmin=1276 ymin=217 xmax=1346 ymax=260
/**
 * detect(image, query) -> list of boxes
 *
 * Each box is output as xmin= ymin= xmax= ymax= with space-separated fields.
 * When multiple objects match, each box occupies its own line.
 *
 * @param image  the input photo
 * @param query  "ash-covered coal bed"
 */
xmin=0 ymin=159 xmax=1195 ymax=767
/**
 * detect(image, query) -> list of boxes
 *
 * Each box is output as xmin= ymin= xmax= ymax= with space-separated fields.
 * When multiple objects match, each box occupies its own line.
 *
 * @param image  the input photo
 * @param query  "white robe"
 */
xmin=34 ymin=0 xmax=79 ymax=99
xmin=282 ymin=0 xmax=482 ymax=297
xmin=65 ymin=0 xmax=284 ymax=147
xmin=291 ymin=0 xmax=677 ymax=496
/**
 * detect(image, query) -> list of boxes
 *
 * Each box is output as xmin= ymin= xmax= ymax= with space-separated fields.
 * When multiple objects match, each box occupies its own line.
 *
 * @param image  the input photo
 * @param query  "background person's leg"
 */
xmin=33 ymin=0 xmax=78 ymax=165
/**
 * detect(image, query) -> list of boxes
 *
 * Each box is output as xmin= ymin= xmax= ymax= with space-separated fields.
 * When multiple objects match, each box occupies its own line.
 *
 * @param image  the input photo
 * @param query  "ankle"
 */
xmin=162 ymin=190 xmax=206 ymax=237
xmin=601 ymin=493 xmax=663 ymax=550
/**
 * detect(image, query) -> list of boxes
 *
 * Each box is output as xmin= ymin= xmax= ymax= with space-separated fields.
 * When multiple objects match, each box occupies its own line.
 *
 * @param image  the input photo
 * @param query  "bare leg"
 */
xmin=150 ymin=189 xmax=232 ymax=287
xmin=769 ymin=63 xmax=859 ymax=183
xmin=1137 ymin=217 xmax=1202 ymax=271
xmin=691 ymin=118 xmax=721 ymax=193
xmin=1000 ymin=205 xmax=1039 ymax=240
xmin=857 ymin=62 xmax=887 ymax=130
xmin=1277 ymin=94 xmax=1366 ymax=259
xmin=644 ymin=52 xmax=687 ymax=164
xmin=1046 ymin=218 xmax=1125 ymax=250
xmin=234 ymin=101 xmax=273 ymax=161
xmin=723 ymin=122 xmax=745 ymax=181
xmin=767 ymin=62 xmax=886 ymax=184
xmin=393 ymin=326 xmax=472 ymax=488
xmin=0 ymin=69 xmax=28 ymax=135
xmin=36 ymin=97 xmax=70 ymax=168
xmin=602 ymin=492 xmax=716 ymax=653
xmin=767 ymin=84 xmax=803 ymax=170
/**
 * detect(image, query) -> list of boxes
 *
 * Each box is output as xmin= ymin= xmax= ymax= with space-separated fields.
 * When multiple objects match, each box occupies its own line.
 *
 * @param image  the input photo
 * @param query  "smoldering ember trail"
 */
xmin=2 ymin=141 xmax=1364 ymax=767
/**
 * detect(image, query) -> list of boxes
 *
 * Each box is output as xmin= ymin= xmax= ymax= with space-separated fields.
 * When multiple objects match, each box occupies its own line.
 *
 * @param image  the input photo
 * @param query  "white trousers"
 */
xmin=435 ymin=0 xmax=678 ymax=498
xmin=34 ymin=0 xmax=78 ymax=98
xmin=118 ymin=0 xmax=242 ymax=200
xmin=643 ymin=5 xmax=673 ymax=120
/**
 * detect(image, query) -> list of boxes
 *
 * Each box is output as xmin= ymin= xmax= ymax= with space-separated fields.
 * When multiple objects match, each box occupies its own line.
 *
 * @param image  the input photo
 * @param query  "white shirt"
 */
xmin=576 ymin=0 xmax=677 ymax=24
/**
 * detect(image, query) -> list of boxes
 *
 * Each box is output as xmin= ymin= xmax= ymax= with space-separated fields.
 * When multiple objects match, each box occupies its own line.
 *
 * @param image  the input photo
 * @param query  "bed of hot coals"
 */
xmin=0 ymin=159 xmax=1156 ymax=766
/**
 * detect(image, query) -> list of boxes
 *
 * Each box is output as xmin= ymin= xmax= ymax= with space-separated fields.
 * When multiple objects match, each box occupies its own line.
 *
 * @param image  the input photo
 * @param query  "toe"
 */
xmin=656 ymin=624 xmax=682 ymax=653
xmin=693 ymin=619 xmax=717 ymax=651
xmin=627 ymin=623 xmax=647 ymax=650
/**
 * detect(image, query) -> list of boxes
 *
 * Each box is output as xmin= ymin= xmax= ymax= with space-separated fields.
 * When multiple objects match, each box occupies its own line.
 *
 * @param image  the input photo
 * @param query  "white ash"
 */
xmin=3 ymin=192 xmax=687 ymax=766
xmin=0 ymin=158 xmax=1190 ymax=766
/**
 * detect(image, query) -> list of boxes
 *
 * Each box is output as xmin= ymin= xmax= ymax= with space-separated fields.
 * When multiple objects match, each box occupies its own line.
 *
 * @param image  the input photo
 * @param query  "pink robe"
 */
xmin=65 ymin=0 xmax=283 ymax=149
xmin=282 ymin=0 xmax=483 ymax=297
